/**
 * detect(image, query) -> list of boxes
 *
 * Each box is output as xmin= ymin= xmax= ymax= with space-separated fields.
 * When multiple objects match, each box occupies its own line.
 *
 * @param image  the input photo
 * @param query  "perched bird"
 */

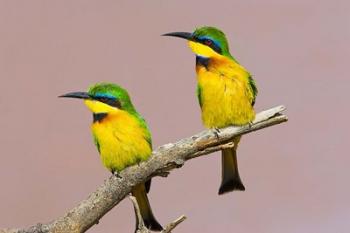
xmin=163 ymin=26 xmax=257 ymax=194
xmin=60 ymin=83 xmax=163 ymax=231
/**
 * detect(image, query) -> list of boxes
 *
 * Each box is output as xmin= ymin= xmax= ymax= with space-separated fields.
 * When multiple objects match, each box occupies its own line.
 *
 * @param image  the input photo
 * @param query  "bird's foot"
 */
xmin=213 ymin=127 xmax=221 ymax=139
xmin=112 ymin=171 xmax=123 ymax=179
xmin=248 ymin=121 xmax=254 ymax=128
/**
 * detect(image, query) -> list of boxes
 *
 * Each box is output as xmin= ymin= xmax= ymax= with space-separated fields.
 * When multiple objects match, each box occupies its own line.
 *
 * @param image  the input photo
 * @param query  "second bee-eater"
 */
xmin=163 ymin=26 xmax=258 ymax=194
xmin=60 ymin=83 xmax=163 ymax=231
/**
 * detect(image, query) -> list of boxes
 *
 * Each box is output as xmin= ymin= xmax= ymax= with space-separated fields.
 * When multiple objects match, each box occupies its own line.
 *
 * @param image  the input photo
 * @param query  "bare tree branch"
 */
xmin=0 ymin=105 xmax=287 ymax=233
xmin=161 ymin=216 xmax=186 ymax=233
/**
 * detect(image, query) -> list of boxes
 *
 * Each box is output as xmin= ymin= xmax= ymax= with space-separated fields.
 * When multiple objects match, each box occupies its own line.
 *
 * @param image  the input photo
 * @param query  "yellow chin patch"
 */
xmin=84 ymin=99 xmax=118 ymax=114
xmin=188 ymin=41 xmax=221 ymax=58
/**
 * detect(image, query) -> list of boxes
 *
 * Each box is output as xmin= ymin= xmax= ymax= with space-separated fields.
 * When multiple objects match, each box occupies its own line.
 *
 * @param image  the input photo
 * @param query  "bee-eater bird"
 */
xmin=59 ymin=83 xmax=163 ymax=231
xmin=163 ymin=26 xmax=257 ymax=194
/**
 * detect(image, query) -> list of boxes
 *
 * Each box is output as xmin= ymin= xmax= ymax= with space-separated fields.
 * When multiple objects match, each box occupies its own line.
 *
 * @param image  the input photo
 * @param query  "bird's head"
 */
xmin=59 ymin=83 xmax=135 ymax=115
xmin=163 ymin=26 xmax=232 ymax=59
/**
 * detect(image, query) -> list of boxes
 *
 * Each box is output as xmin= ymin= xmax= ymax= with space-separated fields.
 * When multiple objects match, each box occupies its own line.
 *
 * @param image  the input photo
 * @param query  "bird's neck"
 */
xmin=195 ymin=54 xmax=238 ymax=72
xmin=195 ymin=55 xmax=249 ymax=84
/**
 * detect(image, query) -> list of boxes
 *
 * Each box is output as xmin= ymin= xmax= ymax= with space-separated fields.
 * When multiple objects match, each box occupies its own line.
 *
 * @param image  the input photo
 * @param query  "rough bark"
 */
xmin=0 ymin=105 xmax=287 ymax=233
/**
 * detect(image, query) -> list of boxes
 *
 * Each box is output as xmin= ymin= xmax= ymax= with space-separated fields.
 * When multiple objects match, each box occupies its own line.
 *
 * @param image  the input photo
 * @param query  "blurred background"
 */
xmin=0 ymin=0 xmax=349 ymax=232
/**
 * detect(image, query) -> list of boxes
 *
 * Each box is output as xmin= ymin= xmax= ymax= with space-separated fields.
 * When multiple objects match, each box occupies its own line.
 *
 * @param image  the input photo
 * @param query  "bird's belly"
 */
xmin=198 ymin=72 xmax=255 ymax=128
xmin=92 ymin=119 xmax=151 ymax=172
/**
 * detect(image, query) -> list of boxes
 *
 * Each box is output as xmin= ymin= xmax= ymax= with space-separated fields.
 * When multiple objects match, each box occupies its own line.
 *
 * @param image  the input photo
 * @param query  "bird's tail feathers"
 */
xmin=218 ymin=147 xmax=245 ymax=195
xmin=145 ymin=179 xmax=151 ymax=193
xmin=132 ymin=183 xmax=163 ymax=231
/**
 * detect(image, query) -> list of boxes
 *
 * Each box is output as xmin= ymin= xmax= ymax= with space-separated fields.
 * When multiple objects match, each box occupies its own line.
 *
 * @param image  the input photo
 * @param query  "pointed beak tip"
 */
xmin=58 ymin=94 xmax=68 ymax=98
xmin=58 ymin=92 xmax=90 ymax=99
xmin=161 ymin=32 xmax=192 ymax=40
xmin=161 ymin=33 xmax=173 ymax=37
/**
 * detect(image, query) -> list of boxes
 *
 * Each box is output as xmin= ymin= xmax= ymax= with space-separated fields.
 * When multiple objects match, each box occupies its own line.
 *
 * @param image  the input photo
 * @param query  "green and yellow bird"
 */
xmin=163 ymin=26 xmax=258 ymax=194
xmin=60 ymin=83 xmax=163 ymax=231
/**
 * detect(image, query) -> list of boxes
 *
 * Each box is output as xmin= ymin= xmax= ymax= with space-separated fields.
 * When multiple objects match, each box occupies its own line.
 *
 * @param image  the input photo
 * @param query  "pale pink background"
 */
xmin=0 ymin=1 xmax=349 ymax=232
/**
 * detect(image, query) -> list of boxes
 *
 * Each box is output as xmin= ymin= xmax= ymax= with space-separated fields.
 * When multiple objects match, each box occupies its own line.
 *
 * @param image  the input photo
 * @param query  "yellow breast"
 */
xmin=91 ymin=111 xmax=151 ymax=172
xmin=197 ymin=57 xmax=255 ymax=128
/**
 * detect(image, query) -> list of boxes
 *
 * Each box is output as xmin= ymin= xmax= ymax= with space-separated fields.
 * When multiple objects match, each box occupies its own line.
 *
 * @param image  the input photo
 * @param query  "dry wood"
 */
xmin=0 ymin=105 xmax=287 ymax=233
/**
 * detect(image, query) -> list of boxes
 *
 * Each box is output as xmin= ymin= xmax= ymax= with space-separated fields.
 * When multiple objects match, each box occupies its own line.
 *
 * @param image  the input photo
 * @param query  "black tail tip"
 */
xmin=144 ymin=218 xmax=163 ymax=232
xmin=218 ymin=180 xmax=245 ymax=195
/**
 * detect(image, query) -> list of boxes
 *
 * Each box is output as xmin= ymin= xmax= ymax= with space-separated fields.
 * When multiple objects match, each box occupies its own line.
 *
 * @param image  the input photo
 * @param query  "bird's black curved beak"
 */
xmin=58 ymin=92 xmax=90 ymax=99
xmin=162 ymin=32 xmax=193 ymax=40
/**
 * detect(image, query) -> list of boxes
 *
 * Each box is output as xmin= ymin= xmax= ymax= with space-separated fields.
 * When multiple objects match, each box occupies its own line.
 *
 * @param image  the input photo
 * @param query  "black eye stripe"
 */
xmin=96 ymin=97 xmax=121 ymax=108
xmin=197 ymin=37 xmax=222 ymax=54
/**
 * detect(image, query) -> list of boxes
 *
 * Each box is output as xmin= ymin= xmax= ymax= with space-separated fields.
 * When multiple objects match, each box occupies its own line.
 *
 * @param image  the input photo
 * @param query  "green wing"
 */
xmin=143 ymin=127 xmax=152 ymax=148
xmin=134 ymin=114 xmax=152 ymax=148
xmin=248 ymin=75 xmax=258 ymax=106
xmin=93 ymin=133 xmax=101 ymax=153
xmin=196 ymin=84 xmax=203 ymax=109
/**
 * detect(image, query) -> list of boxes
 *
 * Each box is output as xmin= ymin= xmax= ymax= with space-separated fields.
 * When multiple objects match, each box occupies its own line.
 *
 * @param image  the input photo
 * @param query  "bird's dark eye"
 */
xmin=204 ymin=39 xmax=213 ymax=46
